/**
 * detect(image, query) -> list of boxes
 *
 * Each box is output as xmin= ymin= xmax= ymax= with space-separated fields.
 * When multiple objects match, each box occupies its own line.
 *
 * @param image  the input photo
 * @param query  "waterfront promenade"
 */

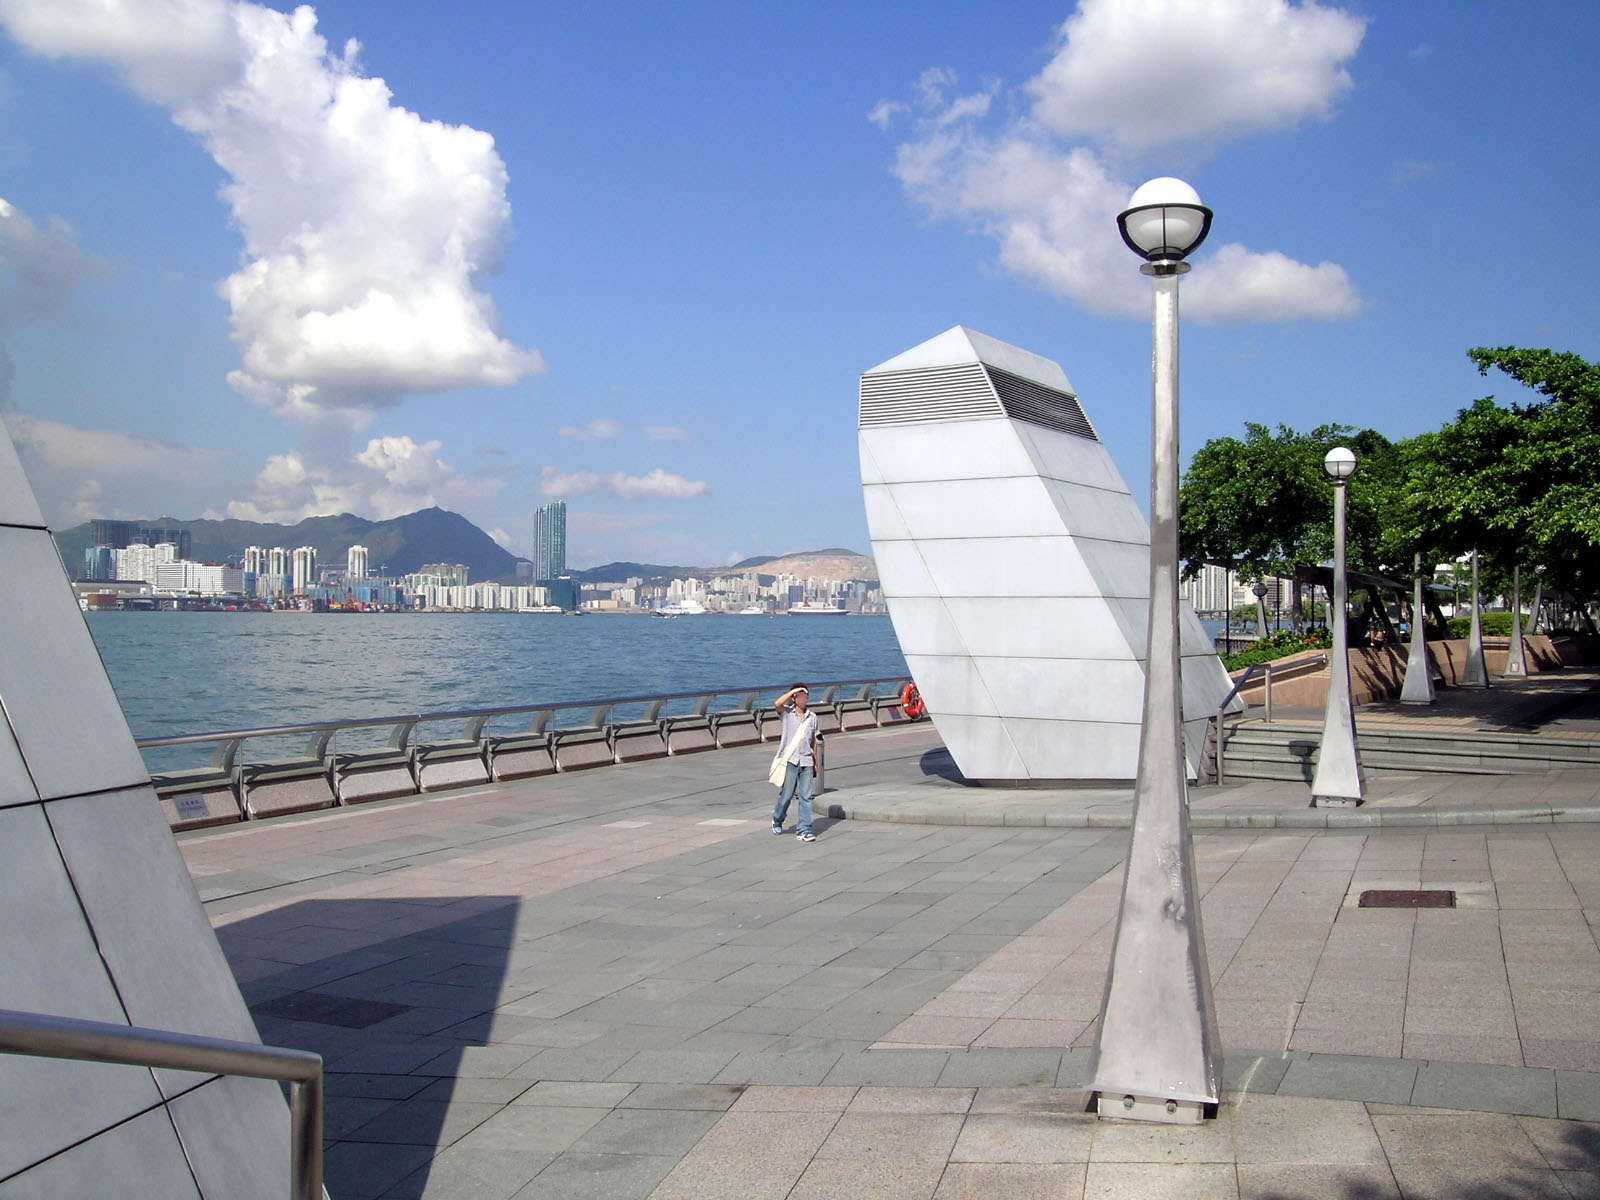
xmin=180 ymin=671 xmax=1600 ymax=1198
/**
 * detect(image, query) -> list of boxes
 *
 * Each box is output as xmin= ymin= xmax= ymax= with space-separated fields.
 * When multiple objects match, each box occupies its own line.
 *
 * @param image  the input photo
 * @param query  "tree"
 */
xmin=1401 ymin=348 xmax=1600 ymax=605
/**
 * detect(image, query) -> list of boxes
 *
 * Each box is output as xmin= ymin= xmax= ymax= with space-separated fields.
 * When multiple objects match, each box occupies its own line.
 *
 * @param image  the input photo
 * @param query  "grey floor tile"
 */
xmin=1411 ymin=1061 xmax=1558 ymax=1117
xmin=513 ymin=1151 xmax=679 ymax=1200
xmin=1278 ymin=1055 xmax=1419 ymax=1105
xmin=567 ymin=1107 xmax=721 ymax=1157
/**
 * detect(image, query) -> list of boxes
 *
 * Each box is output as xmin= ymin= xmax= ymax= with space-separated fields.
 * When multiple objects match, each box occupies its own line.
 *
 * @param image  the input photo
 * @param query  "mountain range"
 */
xmin=55 ymin=511 xmax=878 ymax=584
xmin=55 ymin=507 xmax=520 ymax=580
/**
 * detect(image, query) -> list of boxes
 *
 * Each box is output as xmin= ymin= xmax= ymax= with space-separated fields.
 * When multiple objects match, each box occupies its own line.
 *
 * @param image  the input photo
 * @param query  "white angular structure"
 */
xmin=860 ymin=326 xmax=1234 ymax=783
xmin=0 ymin=429 xmax=288 ymax=1195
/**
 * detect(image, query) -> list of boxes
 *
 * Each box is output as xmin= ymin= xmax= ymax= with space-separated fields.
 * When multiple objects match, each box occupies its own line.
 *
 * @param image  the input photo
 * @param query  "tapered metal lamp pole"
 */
xmin=1092 ymin=177 xmax=1218 ymax=1125
xmin=1311 ymin=447 xmax=1365 ymax=805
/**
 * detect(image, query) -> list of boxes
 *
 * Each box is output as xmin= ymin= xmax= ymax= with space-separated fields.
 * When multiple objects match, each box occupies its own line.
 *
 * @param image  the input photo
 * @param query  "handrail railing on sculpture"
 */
xmin=0 ymin=1007 xmax=322 ymax=1200
xmin=1212 ymin=653 xmax=1330 ymax=784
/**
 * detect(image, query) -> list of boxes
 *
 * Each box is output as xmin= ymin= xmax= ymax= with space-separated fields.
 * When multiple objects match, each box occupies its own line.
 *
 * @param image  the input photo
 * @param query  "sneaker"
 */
xmin=772 ymin=823 xmax=784 ymax=835
xmin=798 ymin=829 xmax=816 ymax=842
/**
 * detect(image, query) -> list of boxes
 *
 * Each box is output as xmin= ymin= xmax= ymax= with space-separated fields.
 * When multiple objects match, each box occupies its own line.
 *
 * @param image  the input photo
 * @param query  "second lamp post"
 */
xmin=1312 ymin=446 xmax=1365 ymax=806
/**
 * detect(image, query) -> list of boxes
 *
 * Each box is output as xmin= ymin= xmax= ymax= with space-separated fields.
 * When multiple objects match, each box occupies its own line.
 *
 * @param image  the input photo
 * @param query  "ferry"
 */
xmin=787 ymin=603 xmax=846 ymax=615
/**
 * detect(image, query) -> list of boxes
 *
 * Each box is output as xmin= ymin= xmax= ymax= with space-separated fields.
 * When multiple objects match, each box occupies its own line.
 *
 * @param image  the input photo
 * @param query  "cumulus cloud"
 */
xmin=4 ymin=412 xmax=231 ymax=524
xmin=539 ymin=466 xmax=707 ymax=501
xmin=1026 ymin=0 xmax=1365 ymax=154
xmin=0 ymin=197 xmax=111 ymax=325
xmin=877 ymin=0 xmax=1366 ymax=325
xmin=0 ymin=0 xmax=541 ymax=426
xmin=226 ymin=433 xmax=503 ymax=522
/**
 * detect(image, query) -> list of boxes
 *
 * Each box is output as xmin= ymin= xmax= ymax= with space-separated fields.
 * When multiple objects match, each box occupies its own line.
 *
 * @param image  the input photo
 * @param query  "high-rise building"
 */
xmin=267 ymin=546 xmax=289 ymax=580
xmin=89 ymin=519 xmax=191 ymax=560
xmin=533 ymin=500 xmax=566 ymax=581
xmin=243 ymin=546 xmax=264 ymax=577
xmin=346 ymin=544 xmax=369 ymax=580
xmin=290 ymin=546 xmax=317 ymax=595
xmin=83 ymin=545 xmax=115 ymax=581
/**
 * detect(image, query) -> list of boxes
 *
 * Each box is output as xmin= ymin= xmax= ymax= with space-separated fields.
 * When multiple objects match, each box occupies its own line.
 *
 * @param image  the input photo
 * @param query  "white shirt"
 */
xmin=778 ymin=704 xmax=818 ymax=766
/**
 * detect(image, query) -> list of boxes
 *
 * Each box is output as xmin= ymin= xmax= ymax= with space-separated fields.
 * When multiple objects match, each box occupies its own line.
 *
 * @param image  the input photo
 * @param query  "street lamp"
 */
xmin=1461 ymin=550 xmax=1490 ymax=688
xmin=1252 ymin=581 xmax=1269 ymax=639
xmin=1091 ymin=177 xmax=1218 ymax=1125
xmin=1311 ymin=446 xmax=1365 ymax=805
xmin=1504 ymin=563 xmax=1528 ymax=677
xmin=1529 ymin=564 xmax=1547 ymax=635
xmin=1399 ymin=550 xmax=1435 ymax=705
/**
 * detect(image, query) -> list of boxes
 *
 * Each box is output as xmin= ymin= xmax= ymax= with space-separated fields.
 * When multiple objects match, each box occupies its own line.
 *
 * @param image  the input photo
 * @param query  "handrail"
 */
xmin=1211 ymin=653 xmax=1329 ymax=785
xmin=136 ymin=675 xmax=911 ymax=750
xmin=0 ymin=1007 xmax=322 ymax=1200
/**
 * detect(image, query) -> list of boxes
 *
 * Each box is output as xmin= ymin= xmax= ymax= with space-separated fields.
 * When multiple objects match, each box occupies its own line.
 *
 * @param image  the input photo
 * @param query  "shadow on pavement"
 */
xmin=216 ymin=896 xmax=520 ymax=1200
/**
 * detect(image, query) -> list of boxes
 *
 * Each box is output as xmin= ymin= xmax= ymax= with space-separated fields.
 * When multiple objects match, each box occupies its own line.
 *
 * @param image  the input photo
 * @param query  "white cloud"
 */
xmin=3 ymin=412 xmax=231 ymax=524
xmin=1027 ymin=0 xmax=1366 ymax=155
xmin=488 ymin=526 xmax=511 ymax=548
xmin=539 ymin=466 xmax=707 ymax=501
xmin=642 ymin=425 xmax=690 ymax=442
xmin=557 ymin=418 xmax=624 ymax=440
xmin=0 ymin=196 xmax=111 ymax=325
xmin=881 ymin=0 xmax=1366 ymax=325
xmin=226 ymin=433 xmax=502 ymax=522
xmin=0 ymin=0 xmax=541 ymax=427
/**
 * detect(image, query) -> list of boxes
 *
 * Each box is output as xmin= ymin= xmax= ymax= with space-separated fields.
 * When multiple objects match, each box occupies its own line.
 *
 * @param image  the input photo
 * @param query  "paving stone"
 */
xmin=385 ymin=1146 xmax=553 ymax=1200
xmin=936 ymin=1049 xmax=1061 ymax=1088
xmin=453 ymin=1104 xmax=610 ymax=1155
xmin=1235 ymin=1163 xmax=1399 ymax=1199
xmin=616 ymin=1083 xmax=745 ymax=1111
xmin=324 ymin=1141 xmax=436 ymax=1200
xmin=510 ymin=1151 xmax=678 ymax=1200
xmin=1082 ymin=1161 xmax=1239 ymax=1199
xmin=822 ymin=1050 xmax=951 ymax=1087
xmin=1556 ymin=1071 xmax=1600 ymax=1121
xmin=567 ymin=1107 xmax=721 ymax=1157
xmin=931 ymin=1162 xmax=1088 ymax=1199
xmin=1277 ymin=1054 xmax=1419 ymax=1105
xmin=1411 ymin=1060 xmax=1558 ymax=1117
xmin=949 ymin=1113 xmax=1094 ymax=1163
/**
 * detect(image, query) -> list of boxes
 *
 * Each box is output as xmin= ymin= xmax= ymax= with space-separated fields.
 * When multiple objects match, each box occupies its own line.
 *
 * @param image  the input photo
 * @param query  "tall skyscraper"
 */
xmin=290 ymin=546 xmax=317 ymax=594
xmin=243 ymin=546 xmax=264 ymax=577
xmin=347 ymin=544 xmax=369 ymax=580
xmin=267 ymin=546 xmax=289 ymax=579
xmin=533 ymin=500 xmax=566 ymax=581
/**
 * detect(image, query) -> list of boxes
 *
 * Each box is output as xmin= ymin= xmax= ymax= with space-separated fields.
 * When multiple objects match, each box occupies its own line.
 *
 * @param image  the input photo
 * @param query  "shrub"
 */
xmin=1445 ymin=611 xmax=1516 ymax=638
xmin=1222 ymin=627 xmax=1332 ymax=672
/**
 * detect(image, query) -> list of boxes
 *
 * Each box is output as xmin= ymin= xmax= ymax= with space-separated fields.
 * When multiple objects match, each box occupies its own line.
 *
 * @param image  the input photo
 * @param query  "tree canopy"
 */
xmin=1179 ymin=346 xmax=1600 ymax=602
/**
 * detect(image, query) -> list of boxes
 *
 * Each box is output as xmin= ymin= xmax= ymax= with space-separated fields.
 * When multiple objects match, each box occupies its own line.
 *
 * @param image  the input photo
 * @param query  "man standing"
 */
xmin=771 ymin=683 xmax=821 ymax=842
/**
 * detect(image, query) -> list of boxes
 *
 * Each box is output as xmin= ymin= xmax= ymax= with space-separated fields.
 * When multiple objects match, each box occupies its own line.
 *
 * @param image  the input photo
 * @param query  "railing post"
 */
xmin=290 ymin=1072 xmax=323 ymax=1200
xmin=1214 ymin=712 xmax=1225 ymax=784
xmin=1264 ymin=663 xmax=1274 ymax=724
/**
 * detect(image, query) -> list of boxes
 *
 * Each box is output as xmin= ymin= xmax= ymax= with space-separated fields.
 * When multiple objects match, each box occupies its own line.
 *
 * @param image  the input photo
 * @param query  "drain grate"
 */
xmin=1358 ymin=889 xmax=1456 ymax=909
xmin=254 ymin=991 xmax=412 ymax=1029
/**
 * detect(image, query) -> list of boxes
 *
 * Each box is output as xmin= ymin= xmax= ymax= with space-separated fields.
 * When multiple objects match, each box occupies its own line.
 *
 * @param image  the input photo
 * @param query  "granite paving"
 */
xmin=176 ymin=689 xmax=1600 ymax=1198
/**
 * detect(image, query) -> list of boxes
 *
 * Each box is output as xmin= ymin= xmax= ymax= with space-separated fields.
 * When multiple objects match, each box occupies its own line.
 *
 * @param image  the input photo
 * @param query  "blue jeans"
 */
xmin=772 ymin=762 xmax=814 ymax=834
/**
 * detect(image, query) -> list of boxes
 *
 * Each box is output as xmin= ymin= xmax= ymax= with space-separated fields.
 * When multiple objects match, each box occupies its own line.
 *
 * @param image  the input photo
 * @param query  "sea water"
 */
xmin=87 ymin=611 xmax=909 ymax=747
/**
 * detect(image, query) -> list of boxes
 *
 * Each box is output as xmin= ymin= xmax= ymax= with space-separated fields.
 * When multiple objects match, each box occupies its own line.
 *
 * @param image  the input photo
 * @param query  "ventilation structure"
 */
xmin=859 ymin=324 xmax=1236 ymax=783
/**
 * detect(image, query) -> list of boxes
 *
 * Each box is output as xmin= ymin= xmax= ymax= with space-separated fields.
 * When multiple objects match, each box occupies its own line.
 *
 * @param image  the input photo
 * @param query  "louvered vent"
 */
xmin=859 ymin=363 xmax=1002 ymax=428
xmin=985 ymin=366 xmax=1098 ymax=441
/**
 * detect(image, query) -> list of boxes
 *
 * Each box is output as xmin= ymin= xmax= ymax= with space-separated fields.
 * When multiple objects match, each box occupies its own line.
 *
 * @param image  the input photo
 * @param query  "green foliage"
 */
xmin=1179 ymin=422 xmax=1404 ymax=582
xmin=1221 ymin=627 xmax=1332 ymax=672
xmin=1445 ymin=611 xmax=1515 ymax=638
xmin=1182 ymin=346 xmax=1600 ymax=605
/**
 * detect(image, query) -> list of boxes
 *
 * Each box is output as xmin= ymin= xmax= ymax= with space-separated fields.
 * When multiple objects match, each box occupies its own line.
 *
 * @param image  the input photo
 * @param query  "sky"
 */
xmin=0 ymin=0 xmax=1595 ymax=570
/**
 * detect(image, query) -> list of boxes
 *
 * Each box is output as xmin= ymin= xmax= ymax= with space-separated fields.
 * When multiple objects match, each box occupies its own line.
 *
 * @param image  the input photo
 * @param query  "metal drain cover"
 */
xmin=1358 ymin=889 xmax=1456 ymax=909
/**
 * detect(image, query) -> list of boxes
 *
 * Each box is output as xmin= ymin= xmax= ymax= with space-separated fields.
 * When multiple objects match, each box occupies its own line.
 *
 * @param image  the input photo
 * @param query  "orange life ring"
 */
xmin=901 ymin=683 xmax=925 ymax=720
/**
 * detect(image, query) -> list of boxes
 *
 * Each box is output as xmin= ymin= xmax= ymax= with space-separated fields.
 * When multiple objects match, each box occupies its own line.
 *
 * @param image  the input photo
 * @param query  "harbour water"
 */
xmin=87 ymin=611 xmax=910 ymax=743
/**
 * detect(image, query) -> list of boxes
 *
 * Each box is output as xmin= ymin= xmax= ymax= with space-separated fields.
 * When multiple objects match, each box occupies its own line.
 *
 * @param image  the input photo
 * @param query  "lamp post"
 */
xmin=1504 ymin=564 xmax=1528 ymax=677
xmin=1461 ymin=550 xmax=1490 ymax=688
xmin=1311 ymin=446 xmax=1365 ymax=806
xmin=1399 ymin=550 xmax=1435 ymax=705
xmin=1528 ymin=565 xmax=1546 ymax=636
xmin=1091 ymin=177 xmax=1218 ymax=1125
xmin=1252 ymin=581 xmax=1269 ymax=641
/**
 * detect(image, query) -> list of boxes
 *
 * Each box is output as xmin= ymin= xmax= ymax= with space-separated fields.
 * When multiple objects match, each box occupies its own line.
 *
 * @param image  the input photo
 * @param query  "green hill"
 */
xmin=56 ymin=507 xmax=521 ymax=580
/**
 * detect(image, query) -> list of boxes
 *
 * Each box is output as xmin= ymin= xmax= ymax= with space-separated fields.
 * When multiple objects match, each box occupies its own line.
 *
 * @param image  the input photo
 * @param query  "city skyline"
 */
xmin=0 ymin=1 xmax=1594 ymax=569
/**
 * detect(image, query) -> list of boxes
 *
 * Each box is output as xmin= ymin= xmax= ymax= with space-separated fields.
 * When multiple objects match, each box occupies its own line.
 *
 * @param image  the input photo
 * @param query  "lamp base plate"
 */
xmin=1312 ymin=795 xmax=1363 ymax=808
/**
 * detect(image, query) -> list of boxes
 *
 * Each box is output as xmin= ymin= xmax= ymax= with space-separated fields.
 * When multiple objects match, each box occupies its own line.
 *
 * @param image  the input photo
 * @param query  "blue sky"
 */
xmin=0 ymin=0 xmax=1595 ymax=569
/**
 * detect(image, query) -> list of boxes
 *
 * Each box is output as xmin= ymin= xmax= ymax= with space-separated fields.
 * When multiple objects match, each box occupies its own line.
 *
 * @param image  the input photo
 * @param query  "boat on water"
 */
xmin=738 ymin=605 xmax=767 ymax=615
xmin=655 ymin=600 xmax=707 ymax=617
xmin=787 ymin=603 xmax=846 ymax=615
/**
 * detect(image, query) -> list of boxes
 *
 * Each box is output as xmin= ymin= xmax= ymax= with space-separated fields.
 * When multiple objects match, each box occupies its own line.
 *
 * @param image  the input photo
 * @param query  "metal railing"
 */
xmin=135 ymin=676 xmax=912 ymax=826
xmin=0 ymin=1007 xmax=322 ymax=1200
xmin=1212 ymin=653 xmax=1329 ymax=784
